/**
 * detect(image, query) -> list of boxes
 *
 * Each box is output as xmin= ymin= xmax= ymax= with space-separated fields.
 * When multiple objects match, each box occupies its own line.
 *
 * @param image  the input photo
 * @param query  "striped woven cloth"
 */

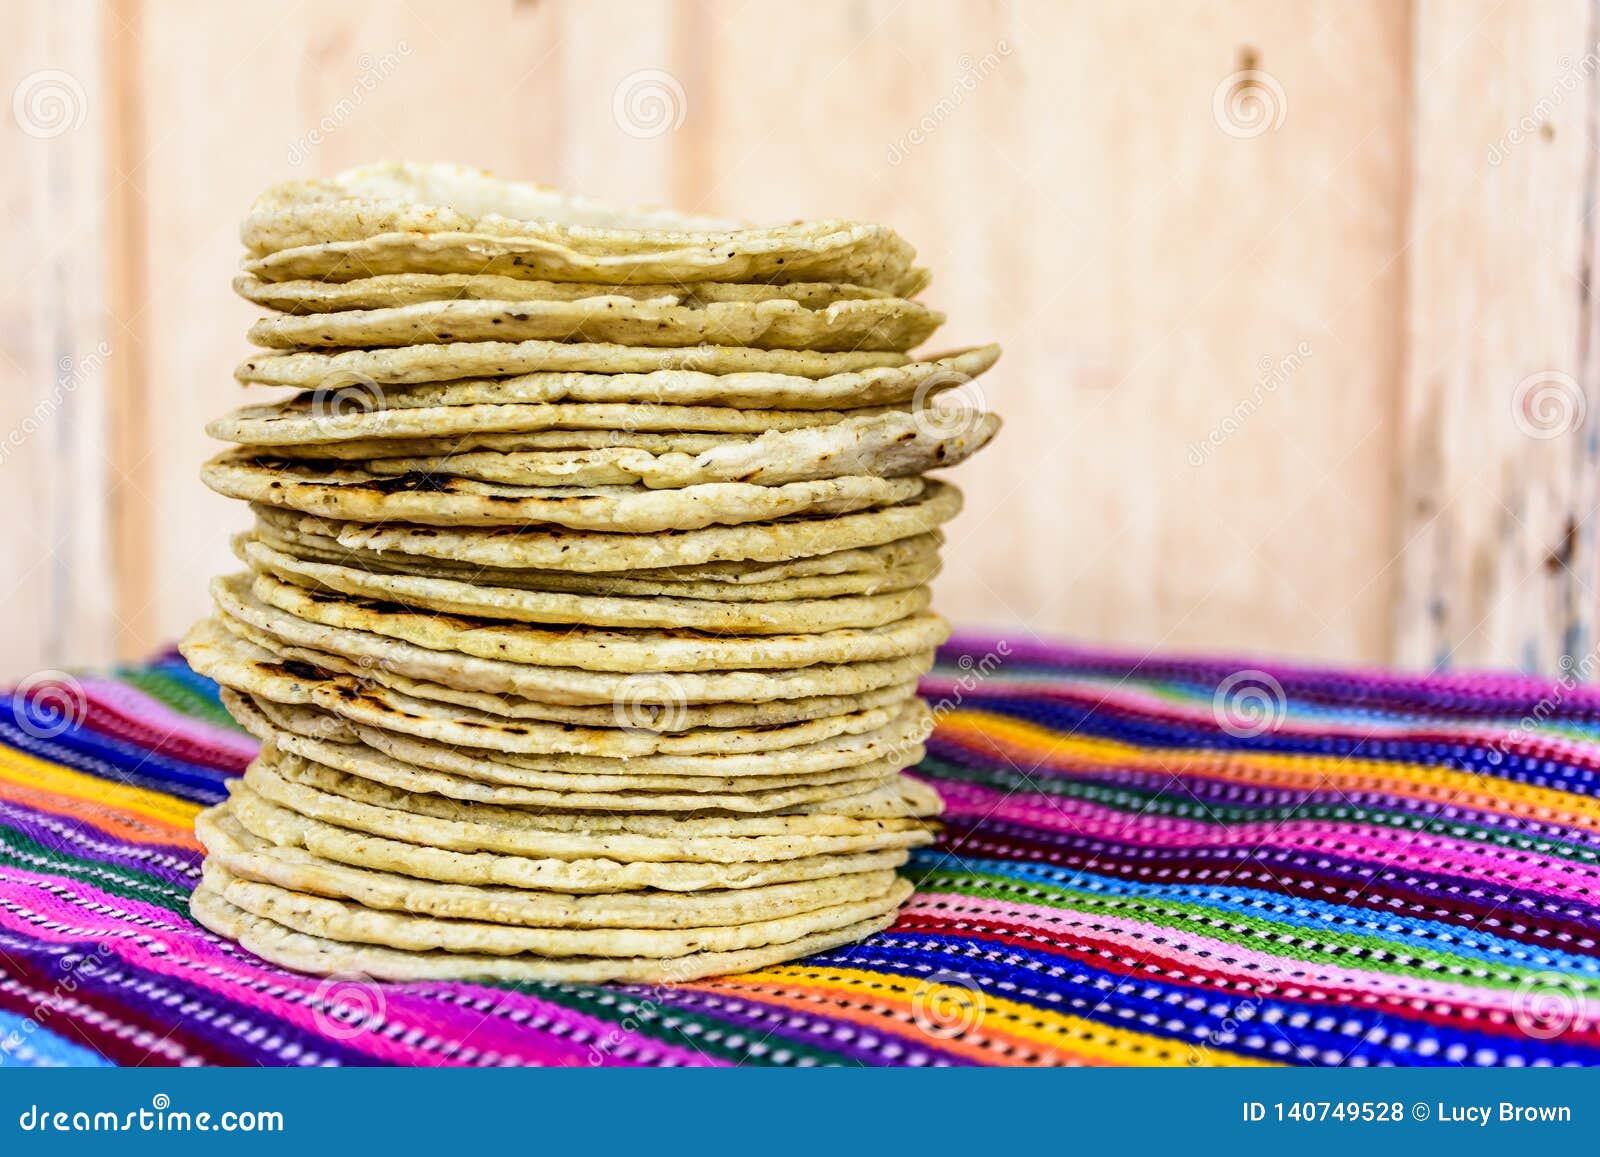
xmin=1 ymin=637 xmax=1598 ymax=1067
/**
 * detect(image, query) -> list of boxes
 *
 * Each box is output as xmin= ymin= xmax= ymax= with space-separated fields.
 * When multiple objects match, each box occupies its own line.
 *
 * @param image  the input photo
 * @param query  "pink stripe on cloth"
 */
xmin=902 ymin=890 xmax=1598 ymax=1028
xmin=924 ymin=728 xmax=1600 ymax=813
xmin=941 ymin=632 xmax=1600 ymax=705
xmin=923 ymin=779 xmax=1600 ymax=899
xmin=79 ymin=678 xmax=259 ymax=765
xmin=0 ymin=865 xmax=716 ymax=1068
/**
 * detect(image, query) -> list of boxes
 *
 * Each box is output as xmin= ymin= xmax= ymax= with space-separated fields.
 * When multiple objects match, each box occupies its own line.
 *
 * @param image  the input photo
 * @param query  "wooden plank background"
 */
xmin=1 ymin=0 xmax=1592 ymax=682
xmin=3 ymin=0 xmax=116 ymax=675
xmin=1393 ymin=0 xmax=1600 ymax=675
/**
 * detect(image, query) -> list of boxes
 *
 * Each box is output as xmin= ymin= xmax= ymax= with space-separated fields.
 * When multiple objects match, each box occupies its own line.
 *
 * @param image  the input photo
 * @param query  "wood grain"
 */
xmin=0 ymin=0 xmax=117 ymax=679
xmin=106 ymin=0 xmax=153 ymax=660
xmin=1393 ymin=0 xmax=1600 ymax=674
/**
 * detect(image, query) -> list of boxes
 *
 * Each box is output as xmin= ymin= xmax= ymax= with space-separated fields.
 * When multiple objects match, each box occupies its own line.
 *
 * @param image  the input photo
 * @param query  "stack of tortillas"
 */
xmin=181 ymin=162 xmax=1001 ymax=983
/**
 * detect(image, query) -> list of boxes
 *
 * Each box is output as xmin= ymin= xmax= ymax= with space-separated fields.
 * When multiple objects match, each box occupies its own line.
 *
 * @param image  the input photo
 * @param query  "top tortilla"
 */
xmin=240 ymin=163 xmax=919 ymax=291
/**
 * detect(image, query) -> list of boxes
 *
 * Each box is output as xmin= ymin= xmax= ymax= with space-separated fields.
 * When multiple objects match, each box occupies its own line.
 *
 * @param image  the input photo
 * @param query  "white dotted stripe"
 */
xmin=716 ymin=968 xmax=1166 ymax=1066
xmin=946 ymin=832 xmax=1595 ymax=923
xmin=917 ymin=874 xmax=1600 ymax=971
xmin=0 ymin=807 xmax=199 ymax=884
xmin=0 ymin=870 xmax=693 ymax=1067
xmin=855 ymin=935 xmax=1584 ymax=1067
xmin=543 ymin=981 xmax=917 ymax=1067
xmin=958 ymin=778 xmax=1600 ymax=855
xmin=0 ymin=970 xmax=195 ymax=1064
xmin=366 ymin=986 xmax=691 ymax=1068
xmin=906 ymin=899 xmax=1600 ymax=1022
xmin=0 ymin=846 xmax=192 ymax=907
xmin=967 ymin=797 xmax=1600 ymax=874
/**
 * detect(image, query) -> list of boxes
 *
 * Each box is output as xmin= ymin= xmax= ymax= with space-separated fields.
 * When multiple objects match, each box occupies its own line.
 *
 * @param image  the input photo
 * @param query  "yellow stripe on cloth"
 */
xmin=0 ymin=743 xmax=202 ymax=834
xmin=939 ymin=710 xmax=1600 ymax=830
xmin=702 ymin=966 xmax=1277 ymax=1067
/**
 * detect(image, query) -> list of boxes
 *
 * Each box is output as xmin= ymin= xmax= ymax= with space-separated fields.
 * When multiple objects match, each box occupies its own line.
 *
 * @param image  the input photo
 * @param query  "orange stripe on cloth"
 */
xmin=0 ymin=745 xmax=201 ymax=849
xmin=939 ymin=710 xmax=1600 ymax=834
